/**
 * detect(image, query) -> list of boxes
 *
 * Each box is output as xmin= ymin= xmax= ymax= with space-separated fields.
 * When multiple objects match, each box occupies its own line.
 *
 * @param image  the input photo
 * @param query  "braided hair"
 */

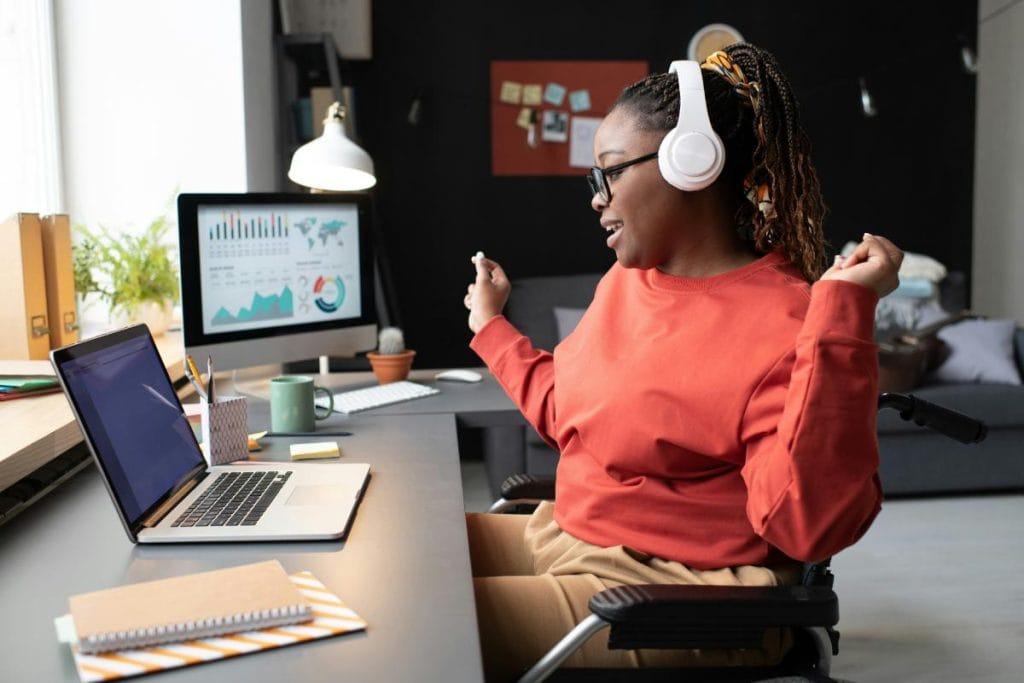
xmin=613 ymin=43 xmax=828 ymax=282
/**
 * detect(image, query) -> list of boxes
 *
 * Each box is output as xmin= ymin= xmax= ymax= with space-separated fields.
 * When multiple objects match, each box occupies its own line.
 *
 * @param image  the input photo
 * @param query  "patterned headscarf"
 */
xmin=701 ymin=51 xmax=775 ymax=220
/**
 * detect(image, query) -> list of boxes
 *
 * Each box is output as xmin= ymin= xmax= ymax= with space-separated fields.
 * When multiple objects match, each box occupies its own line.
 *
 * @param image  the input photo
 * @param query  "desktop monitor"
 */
xmin=176 ymin=192 xmax=377 ymax=372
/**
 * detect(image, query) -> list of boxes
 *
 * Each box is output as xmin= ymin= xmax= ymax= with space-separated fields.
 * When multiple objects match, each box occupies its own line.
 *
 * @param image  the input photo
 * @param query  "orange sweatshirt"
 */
xmin=471 ymin=252 xmax=883 ymax=570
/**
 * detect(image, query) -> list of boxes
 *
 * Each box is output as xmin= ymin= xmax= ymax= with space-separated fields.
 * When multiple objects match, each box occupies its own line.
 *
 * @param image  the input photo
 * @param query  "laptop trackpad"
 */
xmin=286 ymin=485 xmax=351 ymax=506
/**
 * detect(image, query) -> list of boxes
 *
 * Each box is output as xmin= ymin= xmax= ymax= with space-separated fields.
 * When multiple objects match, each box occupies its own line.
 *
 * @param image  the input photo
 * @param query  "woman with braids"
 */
xmin=462 ymin=43 xmax=903 ymax=680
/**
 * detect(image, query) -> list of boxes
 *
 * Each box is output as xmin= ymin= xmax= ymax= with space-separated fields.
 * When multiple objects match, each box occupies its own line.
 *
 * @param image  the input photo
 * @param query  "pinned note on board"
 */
xmin=543 ymin=82 xmax=567 ymax=106
xmin=522 ymin=84 xmax=543 ymax=106
xmin=500 ymin=81 xmax=523 ymax=104
xmin=568 ymin=89 xmax=592 ymax=113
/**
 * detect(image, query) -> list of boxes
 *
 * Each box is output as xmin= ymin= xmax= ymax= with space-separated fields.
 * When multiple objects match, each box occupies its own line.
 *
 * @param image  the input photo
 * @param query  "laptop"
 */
xmin=50 ymin=324 xmax=370 ymax=543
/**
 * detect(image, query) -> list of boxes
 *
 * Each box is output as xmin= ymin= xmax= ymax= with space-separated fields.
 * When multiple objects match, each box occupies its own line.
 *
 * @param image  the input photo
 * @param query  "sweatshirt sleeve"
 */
xmin=740 ymin=280 xmax=883 ymax=563
xmin=469 ymin=316 xmax=559 ymax=450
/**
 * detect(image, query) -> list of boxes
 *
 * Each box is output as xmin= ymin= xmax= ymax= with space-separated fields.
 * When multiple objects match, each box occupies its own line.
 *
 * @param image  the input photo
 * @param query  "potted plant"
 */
xmin=72 ymin=213 xmax=180 ymax=335
xmin=366 ymin=327 xmax=416 ymax=384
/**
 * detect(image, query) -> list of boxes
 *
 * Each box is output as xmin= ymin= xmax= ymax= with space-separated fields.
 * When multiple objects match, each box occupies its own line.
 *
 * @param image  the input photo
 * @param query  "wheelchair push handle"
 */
xmin=879 ymin=392 xmax=988 ymax=444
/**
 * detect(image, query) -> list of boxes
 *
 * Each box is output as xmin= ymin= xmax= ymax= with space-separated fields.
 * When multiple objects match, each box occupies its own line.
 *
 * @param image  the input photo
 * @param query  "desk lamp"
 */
xmin=288 ymin=102 xmax=376 ymax=191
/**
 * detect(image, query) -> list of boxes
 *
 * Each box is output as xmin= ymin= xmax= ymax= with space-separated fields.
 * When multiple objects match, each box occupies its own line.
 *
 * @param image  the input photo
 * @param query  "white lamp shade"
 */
xmin=288 ymin=119 xmax=377 ymax=191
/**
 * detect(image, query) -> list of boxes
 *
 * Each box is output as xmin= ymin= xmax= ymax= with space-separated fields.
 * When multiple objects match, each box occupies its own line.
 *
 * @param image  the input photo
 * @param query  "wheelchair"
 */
xmin=485 ymin=393 xmax=988 ymax=683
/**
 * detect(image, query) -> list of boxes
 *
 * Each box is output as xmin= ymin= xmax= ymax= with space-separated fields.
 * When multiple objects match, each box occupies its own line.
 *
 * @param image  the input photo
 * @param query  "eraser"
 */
xmin=289 ymin=441 xmax=341 ymax=460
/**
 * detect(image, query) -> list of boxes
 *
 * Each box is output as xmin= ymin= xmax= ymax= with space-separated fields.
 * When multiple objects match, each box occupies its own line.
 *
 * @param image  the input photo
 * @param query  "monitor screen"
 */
xmin=177 ymin=193 xmax=377 ymax=371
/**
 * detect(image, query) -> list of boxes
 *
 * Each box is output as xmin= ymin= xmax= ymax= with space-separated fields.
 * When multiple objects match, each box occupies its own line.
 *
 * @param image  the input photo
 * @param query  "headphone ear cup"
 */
xmin=658 ymin=127 xmax=725 ymax=192
xmin=659 ymin=60 xmax=727 ymax=192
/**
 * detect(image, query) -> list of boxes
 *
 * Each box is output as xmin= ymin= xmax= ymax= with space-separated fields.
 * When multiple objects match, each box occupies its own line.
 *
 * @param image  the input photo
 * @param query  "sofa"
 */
xmin=480 ymin=271 xmax=1024 ymax=498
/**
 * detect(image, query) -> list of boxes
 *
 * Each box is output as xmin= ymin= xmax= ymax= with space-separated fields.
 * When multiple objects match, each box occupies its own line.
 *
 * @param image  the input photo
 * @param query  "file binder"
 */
xmin=0 ymin=213 xmax=50 ymax=359
xmin=40 ymin=213 xmax=79 ymax=348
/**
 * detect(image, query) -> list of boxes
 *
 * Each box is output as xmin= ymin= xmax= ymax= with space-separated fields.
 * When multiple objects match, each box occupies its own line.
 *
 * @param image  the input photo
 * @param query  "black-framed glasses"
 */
xmin=585 ymin=151 xmax=659 ymax=202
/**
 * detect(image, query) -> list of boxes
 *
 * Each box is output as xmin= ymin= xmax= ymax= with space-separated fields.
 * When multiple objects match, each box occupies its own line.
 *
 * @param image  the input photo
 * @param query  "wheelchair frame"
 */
xmin=485 ymin=393 xmax=987 ymax=683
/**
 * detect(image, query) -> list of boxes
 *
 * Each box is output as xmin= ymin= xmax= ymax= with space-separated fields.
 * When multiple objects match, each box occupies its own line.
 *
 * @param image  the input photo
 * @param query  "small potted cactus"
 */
xmin=366 ymin=327 xmax=416 ymax=384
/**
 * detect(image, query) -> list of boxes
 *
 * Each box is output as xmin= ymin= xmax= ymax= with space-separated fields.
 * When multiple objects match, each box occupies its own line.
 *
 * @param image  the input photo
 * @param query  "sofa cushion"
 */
xmin=554 ymin=306 xmax=586 ymax=341
xmin=505 ymin=273 xmax=602 ymax=351
xmin=928 ymin=319 xmax=1022 ymax=385
xmin=878 ymin=383 xmax=1024 ymax=434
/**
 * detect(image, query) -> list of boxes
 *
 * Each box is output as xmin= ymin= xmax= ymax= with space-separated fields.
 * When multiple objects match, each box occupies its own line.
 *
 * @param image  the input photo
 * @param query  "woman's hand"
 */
xmin=820 ymin=233 xmax=903 ymax=297
xmin=464 ymin=255 xmax=511 ymax=333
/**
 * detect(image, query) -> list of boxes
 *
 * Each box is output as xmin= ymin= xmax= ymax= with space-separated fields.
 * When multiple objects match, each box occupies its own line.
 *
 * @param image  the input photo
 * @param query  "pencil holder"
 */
xmin=200 ymin=395 xmax=248 ymax=466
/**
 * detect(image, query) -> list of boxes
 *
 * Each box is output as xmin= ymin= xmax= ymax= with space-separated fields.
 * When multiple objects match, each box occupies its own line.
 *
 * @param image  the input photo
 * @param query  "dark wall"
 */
xmin=343 ymin=0 xmax=977 ymax=368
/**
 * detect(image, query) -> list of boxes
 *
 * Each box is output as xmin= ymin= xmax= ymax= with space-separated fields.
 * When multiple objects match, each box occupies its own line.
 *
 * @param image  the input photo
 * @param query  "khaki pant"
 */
xmin=468 ymin=502 xmax=799 ymax=682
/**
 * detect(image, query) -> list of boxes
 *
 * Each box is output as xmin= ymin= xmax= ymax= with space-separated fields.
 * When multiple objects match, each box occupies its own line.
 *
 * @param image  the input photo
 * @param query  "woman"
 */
xmin=463 ymin=43 xmax=902 ymax=680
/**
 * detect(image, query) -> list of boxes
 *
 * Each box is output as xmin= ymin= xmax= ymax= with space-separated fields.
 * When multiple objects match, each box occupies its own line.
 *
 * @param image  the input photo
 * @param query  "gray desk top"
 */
xmin=236 ymin=367 xmax=524 ymax=429
xmin=0 ymin=407 xmax=487 ymax=682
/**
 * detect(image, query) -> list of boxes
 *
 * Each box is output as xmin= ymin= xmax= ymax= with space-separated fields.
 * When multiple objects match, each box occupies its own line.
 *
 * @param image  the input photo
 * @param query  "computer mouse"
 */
xmin=434 ymin=369 xmax=483 ymax=383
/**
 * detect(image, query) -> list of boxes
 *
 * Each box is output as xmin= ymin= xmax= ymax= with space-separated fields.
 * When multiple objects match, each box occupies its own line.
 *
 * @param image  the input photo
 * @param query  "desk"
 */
xmin=0 ymin=370 xmax=521 ymax=682
xmin=0 ymin=333 xmax=185 ymax=494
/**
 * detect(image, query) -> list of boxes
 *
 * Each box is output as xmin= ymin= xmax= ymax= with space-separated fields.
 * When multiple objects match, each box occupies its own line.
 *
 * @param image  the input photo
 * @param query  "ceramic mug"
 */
xmin=270 ymin=375 xmax=333 ymax=433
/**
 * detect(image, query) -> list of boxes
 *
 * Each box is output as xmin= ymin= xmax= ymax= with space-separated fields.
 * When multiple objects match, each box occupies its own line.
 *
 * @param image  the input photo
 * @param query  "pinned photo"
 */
xmin=541 ymin=110 xmax=569 ymax=143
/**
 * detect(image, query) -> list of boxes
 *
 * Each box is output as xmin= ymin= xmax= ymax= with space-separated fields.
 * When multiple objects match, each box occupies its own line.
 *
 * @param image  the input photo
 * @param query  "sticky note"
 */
xmin=289 ymin=441 xmax=341 ymax=460
xmin=522 ymin=84 xmax=543 ymax=106
xmin=248 ymin=431 xmax=267 ymax=451
xmin=543 ymin=82 xmax=566 ymax=106
xmin=516 ymin=107 xmax=534 ymax=129
xmin=569 ymin=89 xmax=591 ymax=113
xmin=500 ymin=81 xmax=523 ymax=104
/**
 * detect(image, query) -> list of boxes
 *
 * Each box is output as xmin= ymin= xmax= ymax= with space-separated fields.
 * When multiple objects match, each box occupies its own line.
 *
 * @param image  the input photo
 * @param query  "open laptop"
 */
xmin=50 ymin=324 xmax=370 ymax=543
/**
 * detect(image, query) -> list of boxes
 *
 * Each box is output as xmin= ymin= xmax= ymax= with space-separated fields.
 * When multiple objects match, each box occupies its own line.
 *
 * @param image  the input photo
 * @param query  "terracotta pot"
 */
xmin=366 ymin=350 xmax=416 ymax=384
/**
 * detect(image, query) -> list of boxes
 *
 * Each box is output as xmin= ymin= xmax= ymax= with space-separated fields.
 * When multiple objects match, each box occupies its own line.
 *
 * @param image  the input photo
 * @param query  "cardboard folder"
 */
xmin=0 ymin=213 xmax=51 ymax=359
xmin=40 ymin=214 xmax=79 ymax=348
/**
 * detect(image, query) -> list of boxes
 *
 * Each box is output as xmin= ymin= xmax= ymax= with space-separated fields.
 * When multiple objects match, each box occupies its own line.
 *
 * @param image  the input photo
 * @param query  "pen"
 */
xmin=264 ymin=431 xmax=353 ymax=437
xmin=183 ymin=355 xmax=208 ymax=400
xmin=206 ymin=355 xmax=215 ymax=404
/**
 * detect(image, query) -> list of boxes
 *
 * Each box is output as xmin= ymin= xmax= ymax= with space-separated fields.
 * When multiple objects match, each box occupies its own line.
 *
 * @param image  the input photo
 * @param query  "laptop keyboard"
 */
xmin=171 ymin=470 xmax=292 ymax=528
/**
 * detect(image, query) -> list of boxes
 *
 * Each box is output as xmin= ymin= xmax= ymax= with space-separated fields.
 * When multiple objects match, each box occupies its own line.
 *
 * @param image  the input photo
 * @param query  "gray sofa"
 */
xmin=480 ymin=271 xmax=1024 ymax=498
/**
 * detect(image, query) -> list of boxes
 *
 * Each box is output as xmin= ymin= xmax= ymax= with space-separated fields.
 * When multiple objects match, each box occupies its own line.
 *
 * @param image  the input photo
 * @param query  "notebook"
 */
xmin=68 ymin=560 xmax=311 ymax=654
xmin=50 ymin=324 xmax=370 ymax=543
xmin=58 ymin=567 xmax=367 ymax=682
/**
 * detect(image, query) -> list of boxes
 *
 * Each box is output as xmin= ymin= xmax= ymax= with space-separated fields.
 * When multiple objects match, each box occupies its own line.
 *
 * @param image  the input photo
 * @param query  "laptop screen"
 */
xmin=57 ymin=330 xmax=205 ymax=527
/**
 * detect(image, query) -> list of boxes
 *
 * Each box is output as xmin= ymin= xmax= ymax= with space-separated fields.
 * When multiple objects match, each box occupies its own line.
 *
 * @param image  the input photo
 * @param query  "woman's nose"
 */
xmin=590 ymin=191 xmax=607 ymax=212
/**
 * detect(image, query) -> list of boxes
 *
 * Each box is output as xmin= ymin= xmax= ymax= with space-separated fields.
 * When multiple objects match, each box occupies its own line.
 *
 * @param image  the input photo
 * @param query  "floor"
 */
xmin=459 ymin=459 xmax=1024 ymax=682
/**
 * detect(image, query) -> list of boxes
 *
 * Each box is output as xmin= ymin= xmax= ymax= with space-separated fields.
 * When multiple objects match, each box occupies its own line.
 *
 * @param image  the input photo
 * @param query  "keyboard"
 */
xmin=329 ymin=380 xmax=440 ymax=414
xmin=171 ymin=470 xmax=290 ymax=527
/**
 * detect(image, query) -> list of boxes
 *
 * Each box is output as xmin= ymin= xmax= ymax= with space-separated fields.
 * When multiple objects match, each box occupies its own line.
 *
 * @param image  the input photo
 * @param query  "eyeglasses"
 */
xmin=585 ymin=151 xmax=659 ymax=202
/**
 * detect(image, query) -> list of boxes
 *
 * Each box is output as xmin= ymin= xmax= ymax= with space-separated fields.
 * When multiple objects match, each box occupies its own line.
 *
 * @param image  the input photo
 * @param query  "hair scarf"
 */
xmin=700 ymin=51 xmax=775 ymax=220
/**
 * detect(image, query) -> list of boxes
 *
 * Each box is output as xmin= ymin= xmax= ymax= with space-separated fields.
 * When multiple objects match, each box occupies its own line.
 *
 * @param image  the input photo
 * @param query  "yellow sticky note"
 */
xmin=516 ymin=107 xmax=534 ymax=130
xmin=289 ymin=441 xmax=341 ymax=461
xmin=500 ymin=81 xmax=523 ymax=104
xmin=522 ymin=84 xmax=542 ymax=106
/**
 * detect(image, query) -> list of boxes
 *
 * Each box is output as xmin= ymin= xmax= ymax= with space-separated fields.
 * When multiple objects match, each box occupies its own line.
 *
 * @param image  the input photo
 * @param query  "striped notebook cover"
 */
xmin=67 ymin=571 xmax=366 ymax=682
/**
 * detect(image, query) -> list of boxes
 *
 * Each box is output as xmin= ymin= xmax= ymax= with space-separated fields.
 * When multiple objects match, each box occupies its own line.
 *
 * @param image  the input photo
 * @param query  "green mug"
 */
xmin=270 ymin=375 xmax=334 ymax=433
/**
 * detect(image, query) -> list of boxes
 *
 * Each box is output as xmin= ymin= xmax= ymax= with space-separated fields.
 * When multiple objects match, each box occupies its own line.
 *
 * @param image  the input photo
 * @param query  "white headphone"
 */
xmin=657 ymin=60 xmax=726 ymax=192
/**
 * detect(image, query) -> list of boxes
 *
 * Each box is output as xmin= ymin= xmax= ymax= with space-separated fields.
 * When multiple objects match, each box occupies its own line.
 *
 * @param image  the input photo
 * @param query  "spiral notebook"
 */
xmin=58 ymin=562 xmax=367 ymax=681
xmin=68 ymin=561 xmax=311 ymax=654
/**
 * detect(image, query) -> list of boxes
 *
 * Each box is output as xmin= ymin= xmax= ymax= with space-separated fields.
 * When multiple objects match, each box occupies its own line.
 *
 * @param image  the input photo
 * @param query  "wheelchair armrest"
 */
xmin=589 ymin=584 xmax=838 ymax=651
xmin=500 ymin=473 xmax=556 ymax=500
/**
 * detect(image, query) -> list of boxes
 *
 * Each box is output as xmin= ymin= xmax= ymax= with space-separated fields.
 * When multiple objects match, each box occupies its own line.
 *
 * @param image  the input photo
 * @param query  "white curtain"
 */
xmin=0 ymin=0 xmax=64 ymax=219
